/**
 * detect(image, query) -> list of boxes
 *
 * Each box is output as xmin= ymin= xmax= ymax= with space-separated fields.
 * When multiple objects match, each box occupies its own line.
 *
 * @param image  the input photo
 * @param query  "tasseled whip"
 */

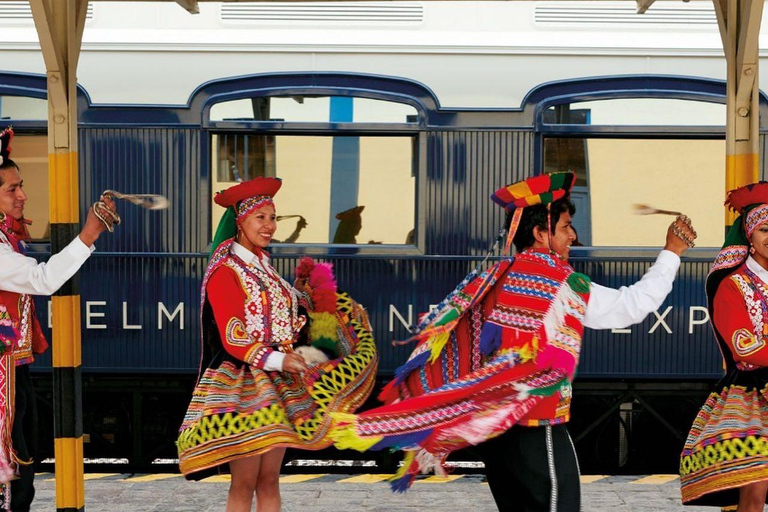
xmin=92 ymin=190 xmax=170 ymax=233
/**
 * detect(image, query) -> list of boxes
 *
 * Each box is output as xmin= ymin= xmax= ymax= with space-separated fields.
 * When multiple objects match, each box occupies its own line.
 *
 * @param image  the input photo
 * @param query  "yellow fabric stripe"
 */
xmin=51 ymin=296 xmax=81 ymax=368
xmin=279 ymin=474 xmax=327 ymax=483
xmin=48 ymin=151 xmax=80 ymax=224
xmin=54 ymin=437 xmax=84 ymax=509
xmin=725 ymin=152 xmax=759 ymax=225
xmin=631 ymin=474 xmax=679 ymax=484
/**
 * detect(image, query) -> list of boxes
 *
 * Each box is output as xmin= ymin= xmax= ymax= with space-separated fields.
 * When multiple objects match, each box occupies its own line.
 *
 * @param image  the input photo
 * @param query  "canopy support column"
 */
xmin=29 ymin=1 xmax=88 ymax=511
xmin=715 ymin=0 xmax=764 ymax=226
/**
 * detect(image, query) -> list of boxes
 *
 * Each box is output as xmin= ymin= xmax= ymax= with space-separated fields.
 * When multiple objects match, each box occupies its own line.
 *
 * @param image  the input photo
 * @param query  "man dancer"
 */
xmin=331 ymin=171 xmax=696 ymax=511
xmin=0 ymin=127 xmax=117 ymax=511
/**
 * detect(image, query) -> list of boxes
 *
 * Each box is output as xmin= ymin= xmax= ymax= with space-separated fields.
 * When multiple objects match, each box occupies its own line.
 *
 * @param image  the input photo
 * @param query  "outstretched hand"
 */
xmin=79 ymin=195 xmax=118 ymax=246
xmin=664 ymin=215 xmax=697 ymax=256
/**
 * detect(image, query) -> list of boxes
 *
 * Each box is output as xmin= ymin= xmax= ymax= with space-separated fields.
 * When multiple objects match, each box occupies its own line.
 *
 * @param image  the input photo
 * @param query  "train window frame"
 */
xmin=205 ymin=121 xmax=425 ymax=256
xmin=533 ymin=87 xmax=731 ymax=251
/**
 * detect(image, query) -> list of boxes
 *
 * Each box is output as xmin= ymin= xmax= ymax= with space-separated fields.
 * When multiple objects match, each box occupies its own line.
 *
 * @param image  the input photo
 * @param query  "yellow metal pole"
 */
xmin=714 ymin=0 xmax=763 ymax=226
xmin=29 ymin=1 xmax=88 ymax=511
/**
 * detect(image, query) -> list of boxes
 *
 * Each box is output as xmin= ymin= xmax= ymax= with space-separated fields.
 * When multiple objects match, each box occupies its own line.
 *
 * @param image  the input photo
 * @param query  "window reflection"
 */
xmin=211 ymin=134 xmax=416 ymax=245
xmin=543 ymin=137 xmax=723 ymax=247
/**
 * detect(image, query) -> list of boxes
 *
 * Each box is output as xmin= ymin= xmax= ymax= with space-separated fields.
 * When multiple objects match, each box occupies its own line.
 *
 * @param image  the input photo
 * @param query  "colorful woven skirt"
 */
xmin=680 ymin=369 xmax=768 ymax=506
xmin=177 ymin=291 xmax=377 ymax=478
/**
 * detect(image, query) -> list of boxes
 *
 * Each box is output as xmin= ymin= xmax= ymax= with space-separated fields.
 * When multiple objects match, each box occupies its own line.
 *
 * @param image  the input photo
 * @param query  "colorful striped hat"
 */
xmin=491 ymin=171 xmax=576 ymax=211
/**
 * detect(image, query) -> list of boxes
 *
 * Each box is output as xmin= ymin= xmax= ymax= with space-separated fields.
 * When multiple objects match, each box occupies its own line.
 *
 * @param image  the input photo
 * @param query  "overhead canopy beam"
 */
xmin=175 ymin=0 xmax=199 ymax=14
xmin=29 ymin=2 xmax=89 ymax=512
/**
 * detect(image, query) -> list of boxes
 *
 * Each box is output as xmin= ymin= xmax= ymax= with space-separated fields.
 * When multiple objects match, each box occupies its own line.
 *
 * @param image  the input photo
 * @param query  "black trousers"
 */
xmin=10 ymin=365 xmax=36 ymax=512
xmin=478 ymin=424 xmax=581 ymax=512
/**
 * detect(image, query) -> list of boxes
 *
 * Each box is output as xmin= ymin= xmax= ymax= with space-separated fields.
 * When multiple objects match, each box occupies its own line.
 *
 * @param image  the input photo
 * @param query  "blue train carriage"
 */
xmin=2 ymin=71 xmax=759 ymax=473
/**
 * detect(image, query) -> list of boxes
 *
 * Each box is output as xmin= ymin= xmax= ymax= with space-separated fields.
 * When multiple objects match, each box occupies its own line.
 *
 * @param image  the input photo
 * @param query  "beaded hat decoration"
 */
xmin=210 ymin=177 xmax=282 ymax=255
xmin=214 ymin=176 xmax=282 ymax=222
xmin=490 ymin=171 xmax=576 ymax=254
xmin=0 ymin=127 xmax=12 ymax=167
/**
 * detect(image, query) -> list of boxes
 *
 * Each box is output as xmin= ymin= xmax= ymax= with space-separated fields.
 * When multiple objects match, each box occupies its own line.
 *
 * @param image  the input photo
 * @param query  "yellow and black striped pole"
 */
xmin=30 ymin=1 xmax=89 ymax=511
xmin=714 ymin=0 xmax=764 ymax=227
xmin=713 ymin=1 xmax=763 ymax=507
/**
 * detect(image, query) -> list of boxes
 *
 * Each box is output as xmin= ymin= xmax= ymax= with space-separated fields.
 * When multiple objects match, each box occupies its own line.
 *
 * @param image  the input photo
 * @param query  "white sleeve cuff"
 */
xmin=70 ymin=236 xmax=96 ymax=256
xmin=655 ymin=249 xmax=681 ymax=272
xmin=263 ymin=351 xmax=286 ymax=372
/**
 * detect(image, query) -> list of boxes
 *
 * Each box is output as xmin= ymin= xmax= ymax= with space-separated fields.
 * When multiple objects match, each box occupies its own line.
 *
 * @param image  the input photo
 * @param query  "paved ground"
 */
xmin=29 ymin=473 xmax=724 ymax=512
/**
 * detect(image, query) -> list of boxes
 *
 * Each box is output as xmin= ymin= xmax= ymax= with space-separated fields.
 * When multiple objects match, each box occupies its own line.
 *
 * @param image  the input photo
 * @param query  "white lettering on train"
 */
xmin=688 ymin=306 xmax=710 ymax=334
xmin=389 ymin=305 xmax=714 ymax=336
xmin=158 ymin=303 xmax=184 ymax=330
xmin=44 ymin=301 xmax=187 ymax=331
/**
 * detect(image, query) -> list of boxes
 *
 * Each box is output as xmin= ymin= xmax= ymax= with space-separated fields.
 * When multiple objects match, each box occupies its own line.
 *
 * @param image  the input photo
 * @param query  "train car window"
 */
xmin=0 ymin=96 xmax=47 ymax=120
xmin=544 ymin=137 xmax=723 ymax=247
xmin=7 ymin=134 xmax=49 ymax=241
xmin=210 ymin=96 xmax=419 ymax=124
xmin=544 ymin=99 xmax=725 ymax=126
xmin=212 ymin=133 xmax=416 ymax=245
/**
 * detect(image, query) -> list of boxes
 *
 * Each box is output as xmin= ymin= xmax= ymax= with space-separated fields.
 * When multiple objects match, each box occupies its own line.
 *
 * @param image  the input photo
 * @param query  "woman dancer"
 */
xmin=681 ymin=182 xmax=768 ymax=511
xmin=177 ymin=177 xmax=377 ymax=512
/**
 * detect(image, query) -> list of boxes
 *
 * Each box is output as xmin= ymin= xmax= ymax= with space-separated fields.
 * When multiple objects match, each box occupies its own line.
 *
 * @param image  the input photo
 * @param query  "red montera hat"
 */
xmin=214 ymin=176 xmax=282 ymax=209
xmin=725 ymin=181 xmax=768 ymax=214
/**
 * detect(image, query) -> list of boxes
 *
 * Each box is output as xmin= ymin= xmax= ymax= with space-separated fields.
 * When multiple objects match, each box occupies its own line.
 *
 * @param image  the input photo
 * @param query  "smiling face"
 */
xmin=750 ymin=222 xmax=768 ymax=269
xmin=532 ymin=211 xmax=577 ymax=261
xmin=0 ymin=166 xmax=26 ymax=220
xmin=238 ymin=204 xmax=277 ymax=251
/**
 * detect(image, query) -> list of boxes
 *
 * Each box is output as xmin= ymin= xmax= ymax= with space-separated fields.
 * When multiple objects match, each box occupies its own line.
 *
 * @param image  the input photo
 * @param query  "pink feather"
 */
xmin=309 ymin=262 xmax=337 ymax=292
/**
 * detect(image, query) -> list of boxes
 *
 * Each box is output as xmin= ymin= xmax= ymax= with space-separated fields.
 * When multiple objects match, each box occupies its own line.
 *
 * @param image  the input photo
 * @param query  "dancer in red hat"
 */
xmin=681 ymin=182 xmax=768 ymax=511
xmin=331 ymin=171 xmax=696 ymax=511
xmin=177 ymin=177 xmax=377 ymax=512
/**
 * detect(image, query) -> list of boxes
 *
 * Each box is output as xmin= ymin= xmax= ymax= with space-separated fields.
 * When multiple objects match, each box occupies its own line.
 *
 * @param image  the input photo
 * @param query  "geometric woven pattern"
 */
xmin=680 ymin=383 xmax=768 ymax=506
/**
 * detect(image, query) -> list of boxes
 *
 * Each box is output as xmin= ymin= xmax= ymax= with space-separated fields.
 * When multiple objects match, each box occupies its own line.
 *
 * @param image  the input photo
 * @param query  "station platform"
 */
xmin=31 ymin=472 xmax=714 ymax=511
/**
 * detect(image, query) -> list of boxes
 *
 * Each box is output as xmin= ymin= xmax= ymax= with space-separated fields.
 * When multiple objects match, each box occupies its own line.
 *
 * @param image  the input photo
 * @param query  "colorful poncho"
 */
xmin=330 ymin=249 xmax=591 ymax=491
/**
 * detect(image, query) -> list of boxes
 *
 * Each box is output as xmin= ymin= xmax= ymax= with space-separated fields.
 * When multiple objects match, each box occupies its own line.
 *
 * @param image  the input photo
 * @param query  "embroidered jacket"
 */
xmin=0 ymin=224 xmax=47 ymax=366
xmin=202 ymin=239 xmax=306 ymax=369
xmin=713 ymin=263 xmax=768 ymax=370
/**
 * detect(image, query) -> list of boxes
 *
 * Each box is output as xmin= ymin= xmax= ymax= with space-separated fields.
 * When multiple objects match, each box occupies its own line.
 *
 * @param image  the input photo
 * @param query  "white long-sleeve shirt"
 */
xmin=583 ymin=250 xmax=681 ymax=330
xmin=0 ymin=236 xmax=93 ymax=296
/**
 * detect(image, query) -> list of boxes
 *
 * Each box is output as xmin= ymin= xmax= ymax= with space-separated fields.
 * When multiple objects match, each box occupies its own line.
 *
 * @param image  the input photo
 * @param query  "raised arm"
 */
xmin=582 ymin=216 xmax=694 ymax=330
xmin=0 ymin=195 xmax=117 ymax=296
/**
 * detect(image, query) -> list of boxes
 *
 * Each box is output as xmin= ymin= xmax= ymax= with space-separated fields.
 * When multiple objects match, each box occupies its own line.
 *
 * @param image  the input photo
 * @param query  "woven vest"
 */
xmin=0 ymin=225 xmax=48 ymax=366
